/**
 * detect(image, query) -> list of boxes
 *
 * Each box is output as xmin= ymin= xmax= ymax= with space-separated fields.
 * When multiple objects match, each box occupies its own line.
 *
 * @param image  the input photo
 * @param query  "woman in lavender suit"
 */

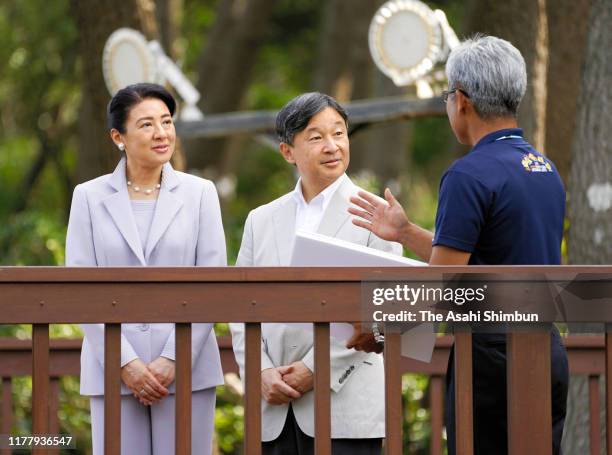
xmin=65 ymin=83 xmax=225 ymax=454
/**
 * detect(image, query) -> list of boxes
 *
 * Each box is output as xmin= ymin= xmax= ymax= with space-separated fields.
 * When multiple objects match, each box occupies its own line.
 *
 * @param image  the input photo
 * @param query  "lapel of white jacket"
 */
xmin=102 ymin=157 xmax=146 ymax=266
xmin=317 ymin=176 xmax=352 ymax=238
xmin=144 ymin=161 xmax=183 ymax=261
xmin=272 ymin=196 xmax=297 ymax=266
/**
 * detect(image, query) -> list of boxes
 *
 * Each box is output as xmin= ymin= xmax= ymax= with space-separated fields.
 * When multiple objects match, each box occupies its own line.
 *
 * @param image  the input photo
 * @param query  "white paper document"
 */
xmin=290 ymin=230 xmax=425 ymax=267
xmin=289 ymin=230 xmax=436 ymax=362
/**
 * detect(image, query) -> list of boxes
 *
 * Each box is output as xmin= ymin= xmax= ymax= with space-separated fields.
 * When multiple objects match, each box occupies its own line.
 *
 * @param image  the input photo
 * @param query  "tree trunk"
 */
xmin=185 ymin=0 xmax=278 ymax=173
xmin=156 ymin=0 xmax=183 ymax=58
xmin=466 ymin=0 xmax=548 ymax=151
xmin=544 ymin=0 xmax=591 ymax=185
xmin=314 ymin=0 xmax=412 ymax=187
xmin=136 ymin=0 xmax=160 ymax=38
xmin=152 ymin=0 xmax=188 ymax=172
xmin=71 ymin=0 xmax=158 ymax=181
xmin=567 ymin=0 xmax=611 ymax=265
xmin=564 ymin=0 xmax=610 ymax=453
xmin=358 ymin=72 xmax=413 ymax=193
xmin=314 ymin=0 xmax=379 ymax=102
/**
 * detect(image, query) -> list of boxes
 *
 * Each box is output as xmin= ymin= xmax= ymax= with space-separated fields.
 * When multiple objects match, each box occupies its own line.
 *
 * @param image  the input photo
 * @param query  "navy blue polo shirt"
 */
xmin=432 ymin=128 xmax=565 ymax=265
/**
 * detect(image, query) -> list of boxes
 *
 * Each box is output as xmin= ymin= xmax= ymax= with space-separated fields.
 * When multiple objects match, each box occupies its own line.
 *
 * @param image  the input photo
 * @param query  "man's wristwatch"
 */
xmin=372 ymin=323 xmax=385 ymax=344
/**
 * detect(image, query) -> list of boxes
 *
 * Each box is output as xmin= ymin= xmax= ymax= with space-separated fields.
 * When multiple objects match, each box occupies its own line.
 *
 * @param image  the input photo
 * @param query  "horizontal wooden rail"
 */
xmin=0 ymin=266 xmax=609 ymax=324
xmin=2 ymin=266 xmax=609 ymax=282
xmin=0 ymin=335 xmax=606 ymax=377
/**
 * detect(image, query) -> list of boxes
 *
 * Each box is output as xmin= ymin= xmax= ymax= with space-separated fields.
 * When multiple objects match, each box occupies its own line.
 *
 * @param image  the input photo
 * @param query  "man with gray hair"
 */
xmin=348 ymin=35 xmax=568 ymax=454
xmin=231 ymin=92 xmax=402 ymax=454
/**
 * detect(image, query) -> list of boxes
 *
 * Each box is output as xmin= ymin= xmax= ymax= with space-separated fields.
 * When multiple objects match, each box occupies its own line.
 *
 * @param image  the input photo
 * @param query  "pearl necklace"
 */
xmin=127 ymin=181 xmax=161 ymax=195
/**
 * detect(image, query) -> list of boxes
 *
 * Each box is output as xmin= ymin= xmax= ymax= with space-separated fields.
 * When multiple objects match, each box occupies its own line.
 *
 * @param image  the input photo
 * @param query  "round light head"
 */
xmin=102 ymin=28 xmax=164 ymax=96
xmin=369 ymin=0 xmax=443 ymax=86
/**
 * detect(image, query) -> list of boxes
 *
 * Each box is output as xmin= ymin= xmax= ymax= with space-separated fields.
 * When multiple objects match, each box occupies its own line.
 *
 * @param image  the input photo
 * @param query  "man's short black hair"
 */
xmin=275 ymin=92 xmax=348 ymax=145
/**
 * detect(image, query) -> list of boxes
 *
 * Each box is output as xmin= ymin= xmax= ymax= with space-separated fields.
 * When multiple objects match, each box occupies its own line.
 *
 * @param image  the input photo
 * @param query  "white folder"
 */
xmin=290 ymin=230 xmax=436 ymax=362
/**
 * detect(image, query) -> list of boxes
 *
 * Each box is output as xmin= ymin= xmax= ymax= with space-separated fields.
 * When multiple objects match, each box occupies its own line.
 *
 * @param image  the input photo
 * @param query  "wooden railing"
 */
xmin=0 ymin=335 xmax=606 ymax=455
xmin=0 ymin=266 xmax=610 ymax=455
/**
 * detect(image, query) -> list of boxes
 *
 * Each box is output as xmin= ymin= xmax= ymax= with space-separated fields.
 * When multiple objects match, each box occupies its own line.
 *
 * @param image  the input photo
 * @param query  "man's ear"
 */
xmin=457 ymin=91 xmax=471 ymax=115
xmin=279 ymin=142 xmax=296 ymax=164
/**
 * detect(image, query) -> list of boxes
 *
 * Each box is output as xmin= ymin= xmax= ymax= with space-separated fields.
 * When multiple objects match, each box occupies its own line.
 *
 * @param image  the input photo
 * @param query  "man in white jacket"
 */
xmin=230 ymin=92 xmax=402 ymax=455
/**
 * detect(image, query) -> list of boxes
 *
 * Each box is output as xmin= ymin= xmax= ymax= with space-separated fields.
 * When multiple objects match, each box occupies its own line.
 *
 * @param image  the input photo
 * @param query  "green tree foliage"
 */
xmin=0 ymin=0 xmax=78 ymax=266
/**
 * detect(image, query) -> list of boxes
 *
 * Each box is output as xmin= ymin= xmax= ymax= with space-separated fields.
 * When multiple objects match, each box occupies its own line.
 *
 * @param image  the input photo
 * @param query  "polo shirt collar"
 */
xmin=474 ymin=128 xmax=524 ymax=149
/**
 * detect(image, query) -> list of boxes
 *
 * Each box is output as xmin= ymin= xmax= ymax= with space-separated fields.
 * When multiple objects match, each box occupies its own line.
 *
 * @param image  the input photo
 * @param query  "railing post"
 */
xmin=176 ymin=323 xmax=192 ymax=455
xmin=454 ymin=326 xmax=473 ymax=455
xmin=1 ymin=378 xmax=12 ymax=455
xmin=384 ymin=328 xmax=402 ymax=455
xmin=588 ymin=375 xmax=601 ymax=455
xmin=49 ymin=378 xmax=61 ymax=455
xmin=606 ymin=326 xmax=612 ymax=455
xmin=244 ymin=323 xmax=262 ymax=455
xmin=32 ymin=323 xmax=49 ymax=455
xmin=104 ymin=324 xmax=121 ymax=455
xmin=314 ymin=323 xmax=331 ymax=455
xmin=507 ymin=329 xmax=552 ymax=455
xmin=429 ymin=375 xmax=444 ymax=455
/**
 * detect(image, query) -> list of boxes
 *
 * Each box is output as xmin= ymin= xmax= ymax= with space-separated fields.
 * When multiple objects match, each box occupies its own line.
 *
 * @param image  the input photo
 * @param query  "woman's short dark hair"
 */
xmin=275 ymin=92 xmax=348 ymax=145
xmin=107 ymin=83 xmax=176 ymax=133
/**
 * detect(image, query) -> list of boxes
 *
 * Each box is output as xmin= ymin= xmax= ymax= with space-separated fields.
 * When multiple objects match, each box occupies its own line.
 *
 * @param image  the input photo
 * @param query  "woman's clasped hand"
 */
xmin=120 ymin=358 xmax=175 ymax=405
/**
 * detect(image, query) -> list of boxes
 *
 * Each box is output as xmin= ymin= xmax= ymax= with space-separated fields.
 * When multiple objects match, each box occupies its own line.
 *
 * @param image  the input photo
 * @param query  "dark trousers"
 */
xmin=262 ymin=406 xmax=382 ymax=455
xmin=445 ymin=328 xmax=569 ymax=455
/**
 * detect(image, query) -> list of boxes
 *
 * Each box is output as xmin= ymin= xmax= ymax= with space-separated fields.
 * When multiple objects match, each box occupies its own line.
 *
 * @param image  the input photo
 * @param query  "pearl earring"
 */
xmin=117 ymin=143 xmax=125 ymax=151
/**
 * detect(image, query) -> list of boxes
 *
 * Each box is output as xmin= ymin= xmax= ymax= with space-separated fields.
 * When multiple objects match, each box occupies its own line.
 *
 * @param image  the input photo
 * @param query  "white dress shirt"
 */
xmin=292 ymin=174 xmax=347 ymax=232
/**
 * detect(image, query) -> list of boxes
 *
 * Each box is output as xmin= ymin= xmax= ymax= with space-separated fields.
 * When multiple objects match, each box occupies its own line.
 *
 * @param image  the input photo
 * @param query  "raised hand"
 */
xmin=121 ymin=358 xmax=169 ymax=405
xmin=280 ymin=361 xmax=314 ymax=394
xmin=261 ymin=366 xmax=301 ymax=405
xmin=349 ymin=188 xmax=410 ymax=243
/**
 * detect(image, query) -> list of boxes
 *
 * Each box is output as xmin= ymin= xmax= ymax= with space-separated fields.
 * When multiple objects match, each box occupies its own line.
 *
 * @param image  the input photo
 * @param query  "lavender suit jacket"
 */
xmin=65 ymin=157 xmax=226 ymax=396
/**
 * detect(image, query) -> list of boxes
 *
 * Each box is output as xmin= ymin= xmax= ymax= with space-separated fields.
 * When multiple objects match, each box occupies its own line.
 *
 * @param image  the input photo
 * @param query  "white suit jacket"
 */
xmin=66 ymin=157 xmax=225 ymax=396
xmin=230 ymin=177 xmax=402 ymax=440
